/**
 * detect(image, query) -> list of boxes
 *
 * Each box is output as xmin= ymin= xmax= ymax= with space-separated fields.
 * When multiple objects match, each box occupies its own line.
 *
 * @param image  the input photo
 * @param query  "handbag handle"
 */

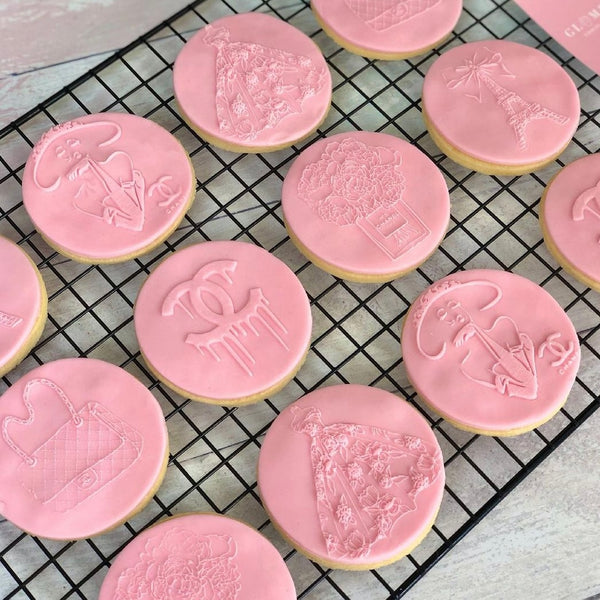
xmin=2 ymin=378 xmax=83 ymax=466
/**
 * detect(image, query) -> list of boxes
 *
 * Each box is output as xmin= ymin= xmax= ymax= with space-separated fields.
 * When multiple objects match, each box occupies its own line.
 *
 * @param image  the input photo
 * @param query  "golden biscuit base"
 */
xmin=140 ymin=344 xmax=310 ymax=407
xmin=540 ymin=183 xmax=600 ymax=292
xmin=285 ymin=219 xmax=447 ymax=284
xmin=423 ymin=107 xmax=572 ymax=177
xmin=312 ymin=3 xmax=452 ymax=61
xmin=259 ymin=483 xmax=441 ymax=570
xmin=0 ymin=249 xmax=48 ymax=378
xmin=176 ymin=99 xmax=332 ymax=155
xmin=37 ymin=153 xmax=196 ymax=264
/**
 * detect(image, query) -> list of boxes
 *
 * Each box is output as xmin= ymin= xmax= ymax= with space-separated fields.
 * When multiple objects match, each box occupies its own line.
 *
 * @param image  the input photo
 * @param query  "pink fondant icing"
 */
xmin=258 ymin=384 xmax=445 ymax=568
xmin=312 ymin=0 xmax=462 ymax=56
xmin=401 ymin=270 xmax=580 ymax=433
xmin=98 ymin=513 xmax=296 ymax=600
xmin=282 ymin=131 xmax=450 ymax=278
xmin=22 ymin=113 xmax=195 ymax=261
xmin=0 ymin=358 xmax=168 ymax=540
xmin=422 ymin=40 xmax=580 ymax=166
xmin=173 ymin=12 xmax=332 ymax=150
xmin=134 ymin=241 xmax=312 ymax=402
xmin=542 ymin=153 xmax=600 ymax=287
xmin=0 ymin=236 xmax=44 ymax=370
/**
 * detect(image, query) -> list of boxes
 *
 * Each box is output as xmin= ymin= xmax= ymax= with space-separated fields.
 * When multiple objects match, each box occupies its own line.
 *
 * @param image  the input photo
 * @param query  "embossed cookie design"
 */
xmin=282 ymin=131 xmax=450 ymax=282
xmin=401 ymin=270 xmax=580 ymax=435
xmin=22 ymin=113 xmax=196 ymax=263
xmin=173 ymin=12 xmax=332 ymax=153
xmin=98 ymin=513 xmax=296 ymax=600
xmin=0 ymin=358 xmax=168 ymax=540
xmin=134 ymin=241 xmax=312 ymax=405
xmin=312 ymin=0 xmax=462 ymax=60
xmin=422 ymin=40 xmax=580 ymax=175
xmin=0 ymin=236 xmax=47 ymax=377
xmin=258 ymin=384 xmax=445 ymax=569
xmin=540 ymin=153 xmax=600 ymax=292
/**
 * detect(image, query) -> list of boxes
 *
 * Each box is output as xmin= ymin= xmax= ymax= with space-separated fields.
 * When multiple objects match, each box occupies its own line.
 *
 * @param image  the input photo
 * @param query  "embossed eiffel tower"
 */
xmin=446 ymin=51 xmax=569 ymax=150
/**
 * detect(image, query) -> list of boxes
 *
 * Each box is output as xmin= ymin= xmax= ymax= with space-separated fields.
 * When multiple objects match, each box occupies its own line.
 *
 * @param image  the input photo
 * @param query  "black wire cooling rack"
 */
xmin=1 ymin=0 xmax=599 ymax=598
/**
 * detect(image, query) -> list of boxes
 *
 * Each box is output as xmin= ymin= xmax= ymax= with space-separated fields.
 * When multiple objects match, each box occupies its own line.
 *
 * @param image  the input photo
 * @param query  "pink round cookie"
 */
xmin=311 ymin=0 xmax=463 ymax=60
xmin=173 ymin=12 xmax=332 ymax=153
xmin=401 ymin=270 xmax=580 ymax=435
xmin=258 ymin=384 xmax=445 ymax=570
xmin=134 ymin=241 xmax=312 ymax=405
xmin=540 ymin=153 xmax=600 ymax=292
xmin=422 ymin=40 xmax=580 ymax=175
xmin=282 ymin=131 xmax=450 ymax=282
xmin=98 ymin=513 xmax=296 ymax=600
xmin=0 ymin=358 xmax=169 ymax=540
xmin=22 ymin=113 xmax=195 ymax=263
xmin=0 ymin=236 xmax=47 ymax=377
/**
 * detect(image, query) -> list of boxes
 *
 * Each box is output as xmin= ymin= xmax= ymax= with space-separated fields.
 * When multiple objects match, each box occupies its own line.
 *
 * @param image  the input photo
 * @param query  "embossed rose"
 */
xmin=298 ymin=139 xmax=405 ymax=227
xmin=114 ymin=529 xmax=240 ymax=600
xmin=410 ymin=465 xmax=431 ymax=493
xmin=336 ymin=160 xmax=377 ymax=205
xmin=149 ymin=556 xmax=204 ymax=599
xmin=322 ymin=434 xmax=340 ymax=454
xmin=347 ymin=461 xmax=364 ymax=486
xmin=344 ymin=530 xmax=371 ymax=558
xmin=335 ymin=496 xmax=355 ymax=527
xmin=317 ymin=195 xmax=359 ymax=226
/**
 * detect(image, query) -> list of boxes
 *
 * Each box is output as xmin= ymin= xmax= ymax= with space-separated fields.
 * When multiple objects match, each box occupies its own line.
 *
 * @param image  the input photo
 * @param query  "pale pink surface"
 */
xmin=282 ymin=131 xmax=450 ymax=277
xmin=542 ymin=153 xmax=600 ymax=285
xmin=0 ymin=358 xmax=168 ymax=540
xmin=134 ymin=241 xmax=312 ymax=401
xmin=258 ymin=384 xmax=445 ymax=567
xmin=514 ymin=0 xmax=600 ymax=77
xmin=401 ymin=270 xmax=580 ymax=433
xmin=312 ymin=0 xmax=462 ymax=55
xmin=0 ymin=236 xmax=43 ymax=369
xmin=423 ymin=40 xmax=580 ymax=166
xmin=99 ymin=513 xmax=296 ymax=600
xmin=22 ymin=113 xmax=194 ymax=261
xmin=173 ymin=12 xmax=332 ymax=150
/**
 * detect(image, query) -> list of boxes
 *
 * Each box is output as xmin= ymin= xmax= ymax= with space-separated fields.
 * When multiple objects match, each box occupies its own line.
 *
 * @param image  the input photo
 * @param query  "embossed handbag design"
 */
xmin=2 ymin=378 xmax=143 ymax=512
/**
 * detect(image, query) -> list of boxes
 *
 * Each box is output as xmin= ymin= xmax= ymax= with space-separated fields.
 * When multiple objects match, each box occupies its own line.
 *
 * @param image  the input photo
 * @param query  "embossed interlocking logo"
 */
xmin=162 ymin=260 xmax=289 ymax=376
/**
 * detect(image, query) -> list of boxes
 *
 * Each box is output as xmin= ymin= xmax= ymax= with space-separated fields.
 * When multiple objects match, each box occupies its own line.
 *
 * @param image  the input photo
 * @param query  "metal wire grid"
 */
xmin=0 ymin=0 xmax=599 ymax=598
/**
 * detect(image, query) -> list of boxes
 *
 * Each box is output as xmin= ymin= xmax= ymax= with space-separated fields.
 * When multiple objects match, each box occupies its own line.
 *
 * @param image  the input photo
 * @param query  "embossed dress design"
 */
xmin=297 ymin=137 xmax=430 ymax=259
xmin=445 ymin=49 xmax=569 ymax=150
xmin=2 ymin=378 xmax=143 ymax=512
xmin=292 ymin=405 xmax=443 ymax=559
xmin=344 ymin=0 xmax=442 ymax=30
xmin=204 ymin=25 xmax=327 ymax=142
xmin=114 ymin=528 xmax=241 ymax=600
xmin=162 ymin=260 xmax=289 ymax=376
xmin=31 ymin=120 xmax=182 ymax=230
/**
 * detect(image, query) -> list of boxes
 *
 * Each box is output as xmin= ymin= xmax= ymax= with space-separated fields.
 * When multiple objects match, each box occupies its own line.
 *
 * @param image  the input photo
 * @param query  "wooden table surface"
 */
xmin=1 ymin=1 xmax=599 ymax=599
